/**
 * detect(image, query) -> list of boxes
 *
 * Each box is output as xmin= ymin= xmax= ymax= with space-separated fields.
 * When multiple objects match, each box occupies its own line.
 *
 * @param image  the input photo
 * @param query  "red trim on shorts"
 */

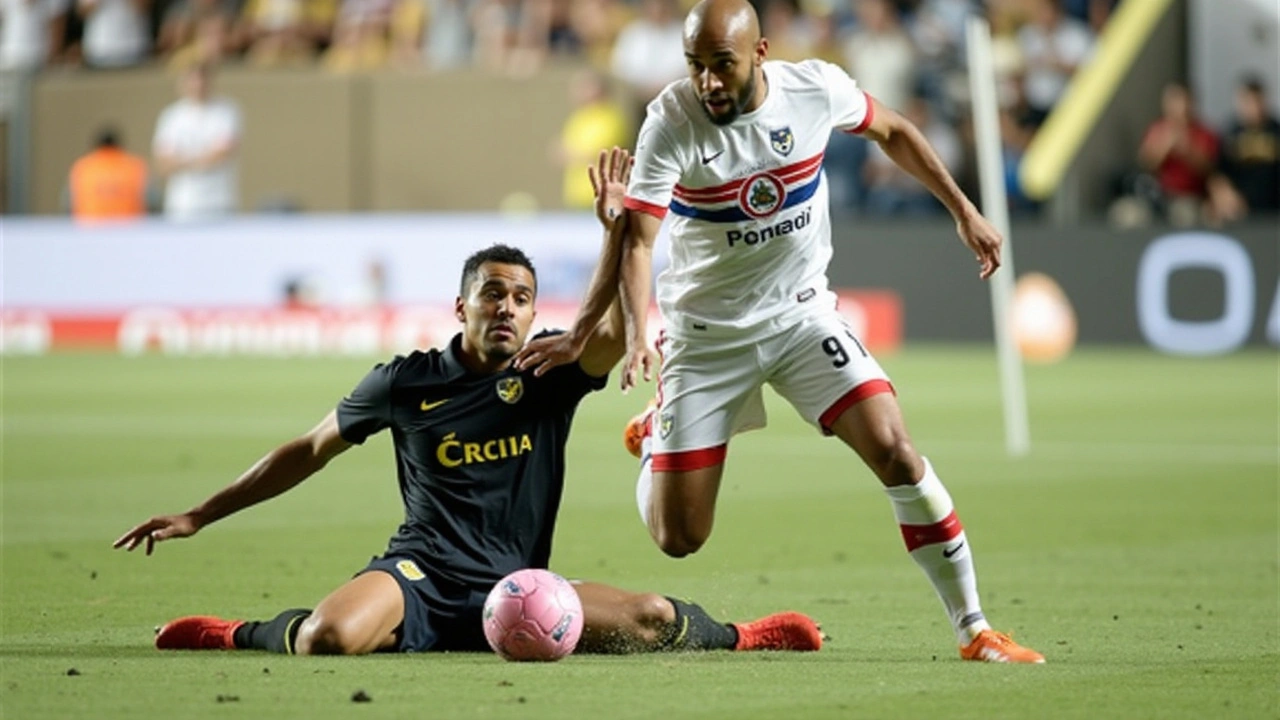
xmin=845 ymin=93 xmax=877 ymax=135
xmin=819 ymin=378 xmax=895 ymax=432
xmin=651 ymin=444 xmax=727 ymax=472
xmin=624 ymin=196 xmax=669 ymax=219
xmin=899 ymin=510 xmax=964 ymax=552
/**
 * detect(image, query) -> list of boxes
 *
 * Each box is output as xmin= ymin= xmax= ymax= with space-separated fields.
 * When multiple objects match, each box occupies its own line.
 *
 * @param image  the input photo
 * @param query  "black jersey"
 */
xmin=335 ymin=332 xmax=606 ymax=589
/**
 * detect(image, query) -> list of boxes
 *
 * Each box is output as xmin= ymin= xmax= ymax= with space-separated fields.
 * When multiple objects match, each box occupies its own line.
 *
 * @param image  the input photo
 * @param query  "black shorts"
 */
xmin=358 ymin=556 xmax=491 ymax=653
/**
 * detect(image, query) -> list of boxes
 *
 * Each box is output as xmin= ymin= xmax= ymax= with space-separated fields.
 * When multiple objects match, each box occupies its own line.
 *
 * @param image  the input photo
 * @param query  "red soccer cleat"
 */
xmin=732 ymin=611 xmax=823 ymax=651
xmin=154 ymin=615 xmax=244 ymax=650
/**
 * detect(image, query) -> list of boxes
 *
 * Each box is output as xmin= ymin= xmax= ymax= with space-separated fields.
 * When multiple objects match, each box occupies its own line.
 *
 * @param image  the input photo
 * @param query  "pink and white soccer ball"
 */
xmin=482 ymin=569 xmax=584 ymax=661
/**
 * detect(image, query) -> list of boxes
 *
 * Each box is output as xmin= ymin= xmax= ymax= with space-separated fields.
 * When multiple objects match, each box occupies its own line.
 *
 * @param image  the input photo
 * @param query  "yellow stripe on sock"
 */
xmin=673 ymin=616 xmax=689 ymax=647
xmin=283 ymin=615 xmax=305 ymax=655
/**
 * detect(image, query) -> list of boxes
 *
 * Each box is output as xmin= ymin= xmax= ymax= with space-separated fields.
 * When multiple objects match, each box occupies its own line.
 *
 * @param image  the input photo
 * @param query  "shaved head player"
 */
xmin=515 ymin=0 xmax=1045 ymax=664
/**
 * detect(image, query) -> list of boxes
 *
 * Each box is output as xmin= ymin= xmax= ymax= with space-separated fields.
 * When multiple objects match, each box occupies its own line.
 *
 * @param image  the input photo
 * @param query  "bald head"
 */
xmin=685 ymin=0 xmax=761 ymax=47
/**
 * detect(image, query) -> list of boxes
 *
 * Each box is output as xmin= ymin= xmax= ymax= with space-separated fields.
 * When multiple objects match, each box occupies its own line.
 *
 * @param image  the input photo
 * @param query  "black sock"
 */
xmin=659 ymin=598 xmax=738 ymax=651
xmin=232 ymin=609 xmax=311 ymax=654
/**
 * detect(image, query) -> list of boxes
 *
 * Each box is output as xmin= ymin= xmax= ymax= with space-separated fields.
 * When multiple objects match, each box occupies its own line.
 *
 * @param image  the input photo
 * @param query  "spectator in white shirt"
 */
xmin=0 ymin=0 xmax=68 ymax=70
xmin=610 ymin=0 xmax=684 ymax=113
xmin=78 ymin=0 xmax=150 ymax=67
xmin=152 ymin=61 xmax=242 ymax=222
xmin=844 ymin=0 xmax=917 ymax=114
xmin=1017 ymin=0 xmax=1093 ymax=127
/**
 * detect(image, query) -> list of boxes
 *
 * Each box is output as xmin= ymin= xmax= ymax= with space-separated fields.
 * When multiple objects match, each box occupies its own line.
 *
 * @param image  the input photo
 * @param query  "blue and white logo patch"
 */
xmin=770 ymin=127 xmax=794 ymax=156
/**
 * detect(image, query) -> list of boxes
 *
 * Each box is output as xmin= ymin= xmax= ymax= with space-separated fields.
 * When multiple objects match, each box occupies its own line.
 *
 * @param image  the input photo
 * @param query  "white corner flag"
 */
xmin=966 ymin=16 xmax=1031 ymax=457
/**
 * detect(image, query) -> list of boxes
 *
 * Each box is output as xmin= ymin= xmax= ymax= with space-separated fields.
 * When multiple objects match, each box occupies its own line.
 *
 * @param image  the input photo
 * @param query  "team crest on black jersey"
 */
xmin=770 ymin=127 xmax=795 ymax=156
xmin=496 ymin=376 xmax=524 ymax=404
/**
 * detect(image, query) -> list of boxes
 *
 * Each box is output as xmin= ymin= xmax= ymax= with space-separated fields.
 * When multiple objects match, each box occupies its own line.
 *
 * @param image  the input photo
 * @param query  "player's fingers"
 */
xmin=980 ymin=254 xmax=997 ymax=279
xmin=512 ymin=344 xmax=543 ymax=370
xmin=612 ymin=149 xmax=628 ymax=182
xmin=114 ymin=520 xmax=156 ymax=549
xmin=620 ymin=359 xmax=636 ymax=392
xmin=145 ymin=532 xmax=155 ymax=556
xmin=588 ymin=165 xmax=600 ymax=197
xmin=112 ymin=528 xmax=139 ymax=549
xmin=597 ymin=149 xmax=608 ymax=188
xmin=623 ymin=155 xmax=635 ymax=184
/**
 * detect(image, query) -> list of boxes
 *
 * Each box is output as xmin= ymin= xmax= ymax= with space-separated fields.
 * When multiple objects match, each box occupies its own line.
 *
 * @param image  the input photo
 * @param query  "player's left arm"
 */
xmin=578 ymin=294 xmax=626 ymax=378
xmin=521 ymin=147 xmax=632 ymax=378
xmin=575 ymin=147 xmax=633 ymax=378
xmin=860 ymin=96 xmax=1002 ymax=280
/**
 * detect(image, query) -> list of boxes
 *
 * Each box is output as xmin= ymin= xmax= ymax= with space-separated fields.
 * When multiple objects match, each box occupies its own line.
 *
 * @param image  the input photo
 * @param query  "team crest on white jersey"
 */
xmin=496 ymin=377 xmax=523 ymax=404
xmin=770 ymin=127 xmax=794 ymax=156
xmin=738 ymin=172 xmax=788 ymax=219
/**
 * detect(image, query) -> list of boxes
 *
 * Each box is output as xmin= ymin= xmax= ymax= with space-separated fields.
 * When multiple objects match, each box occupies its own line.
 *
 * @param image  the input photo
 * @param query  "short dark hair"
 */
xmin=1241 ymin=75 xmax=1266 ymax=97
xmin=95 ymin=127 xmax=120 ymax=148
xmin=459 ymin=244 xmax=537 ymax=296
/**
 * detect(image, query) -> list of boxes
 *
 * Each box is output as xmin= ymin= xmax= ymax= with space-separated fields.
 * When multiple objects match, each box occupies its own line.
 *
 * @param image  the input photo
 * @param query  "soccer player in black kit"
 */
xmin=113 ymin=148 xmax=821 ymax=656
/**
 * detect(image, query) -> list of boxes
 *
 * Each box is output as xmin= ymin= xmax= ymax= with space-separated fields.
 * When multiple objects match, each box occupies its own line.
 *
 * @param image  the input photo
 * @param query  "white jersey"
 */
xmin=625 ymin=59 xmax=875 ymax=340
xmin=153 ymin=96 xmax=242 ymax=222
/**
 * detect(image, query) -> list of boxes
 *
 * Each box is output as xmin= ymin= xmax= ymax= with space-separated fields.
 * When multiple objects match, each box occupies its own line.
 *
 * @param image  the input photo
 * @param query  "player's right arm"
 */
xmin=113 ymin=412 xmax=353 ymax=555
xmin=616 ymin=111 xmax=683 ymax=391
xmin=617 ymin=209 xmax=662 ymax=391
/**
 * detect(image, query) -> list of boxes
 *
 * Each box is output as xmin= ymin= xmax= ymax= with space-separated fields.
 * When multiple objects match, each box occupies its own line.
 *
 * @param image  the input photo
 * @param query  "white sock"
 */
xmin=883 ymin=457 xmax=990 ymax=645
xmin=635 ymin=436 xmax=653 ymax=526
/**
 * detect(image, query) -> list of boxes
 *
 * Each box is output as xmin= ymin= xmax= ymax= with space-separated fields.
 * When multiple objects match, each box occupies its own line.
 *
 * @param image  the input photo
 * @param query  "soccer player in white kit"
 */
xmin=516 ymin=0 xmax=1043 ymax=664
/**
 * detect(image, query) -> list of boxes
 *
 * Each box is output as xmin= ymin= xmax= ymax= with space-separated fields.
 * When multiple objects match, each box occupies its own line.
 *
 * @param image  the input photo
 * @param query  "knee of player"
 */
xmin=866 ymin=436 xmax=922 ymax=486
xmin=653 ymin=528 xmax=707 ymax=558
xmin=628 ymin=593 xmax=677 ymax=642
xmin=294 ymin=615 xmax=364 ymax=656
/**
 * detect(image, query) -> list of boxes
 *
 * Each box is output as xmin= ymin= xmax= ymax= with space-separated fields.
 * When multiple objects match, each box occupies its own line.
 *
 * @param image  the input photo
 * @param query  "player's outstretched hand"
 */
xmin=957 ymin=212 xmax=1002 ymax=280
xmin=514 ymin=332 xmax=585 ymax=378
xmin=113 ymin=513 xmax=201 ymax=556
xmin=590 ymin=146 xmax=634 ymax=233
xmin=620 ymin=343 xmax=655 ymax=392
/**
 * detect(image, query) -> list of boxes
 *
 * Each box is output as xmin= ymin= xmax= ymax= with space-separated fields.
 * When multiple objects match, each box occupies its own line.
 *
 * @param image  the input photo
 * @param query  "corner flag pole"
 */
xmin=966 ymin=16 xmax=1031 ymax=457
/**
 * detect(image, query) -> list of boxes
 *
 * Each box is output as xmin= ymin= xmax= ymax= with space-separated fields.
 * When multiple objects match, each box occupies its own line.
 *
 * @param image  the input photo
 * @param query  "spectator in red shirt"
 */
xmin=1138 ymin=82 xmax=1219 ymax=225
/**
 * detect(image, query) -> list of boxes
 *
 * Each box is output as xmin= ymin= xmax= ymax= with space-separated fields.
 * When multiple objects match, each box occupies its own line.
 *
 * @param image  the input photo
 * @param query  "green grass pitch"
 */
xmin=2 ymin=347 xmax=1276 ymax=719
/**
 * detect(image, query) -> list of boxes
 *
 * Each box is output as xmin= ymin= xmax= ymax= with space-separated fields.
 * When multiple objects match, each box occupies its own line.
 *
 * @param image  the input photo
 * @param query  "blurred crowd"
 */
xmin=1113 ymin=78 xmax=1280 ymax=227
xmin=21 ymin=0 xmax=1275 ymax=223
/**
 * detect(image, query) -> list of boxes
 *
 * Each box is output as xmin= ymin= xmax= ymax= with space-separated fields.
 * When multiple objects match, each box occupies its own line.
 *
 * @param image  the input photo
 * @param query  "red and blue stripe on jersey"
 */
xmin=667 ymin=151 xmax=825 ymax=223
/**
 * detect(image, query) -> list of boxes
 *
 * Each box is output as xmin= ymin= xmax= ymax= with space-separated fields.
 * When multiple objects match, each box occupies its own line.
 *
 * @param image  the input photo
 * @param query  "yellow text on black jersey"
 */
xmin=436 ymin=432 xmax=533 ymax=468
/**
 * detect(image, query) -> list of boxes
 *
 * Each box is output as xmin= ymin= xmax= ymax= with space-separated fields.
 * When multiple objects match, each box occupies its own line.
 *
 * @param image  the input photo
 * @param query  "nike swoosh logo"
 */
xmin=701 ymin=149 xmax=724 ymax=165
xmin=420 ymin=399 xmax=449 ymax=412
xmin=942 ymin=541 xmax=965 ymax=559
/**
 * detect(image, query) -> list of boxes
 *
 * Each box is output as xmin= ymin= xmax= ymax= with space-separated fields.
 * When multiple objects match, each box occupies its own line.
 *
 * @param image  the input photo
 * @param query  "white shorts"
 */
xmin=650 ymin=308 xmax=893 ymax=472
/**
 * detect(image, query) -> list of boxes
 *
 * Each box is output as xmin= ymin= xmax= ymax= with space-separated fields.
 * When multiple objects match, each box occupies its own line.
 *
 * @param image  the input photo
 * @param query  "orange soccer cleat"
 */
xmin=732 ymin=611 xmax=824 ymax=652
xmin=623 ymin=398 xmax=659 ymax=459
xmin=154 ymin=615 xmax=244 ymax=651
xmin=959 ymin=629 xmax=1045 ymax=664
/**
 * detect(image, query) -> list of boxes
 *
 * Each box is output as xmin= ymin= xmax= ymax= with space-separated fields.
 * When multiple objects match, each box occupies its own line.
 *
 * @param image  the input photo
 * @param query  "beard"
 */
xmin=701 ymin=71 xmax=757 ymax=126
